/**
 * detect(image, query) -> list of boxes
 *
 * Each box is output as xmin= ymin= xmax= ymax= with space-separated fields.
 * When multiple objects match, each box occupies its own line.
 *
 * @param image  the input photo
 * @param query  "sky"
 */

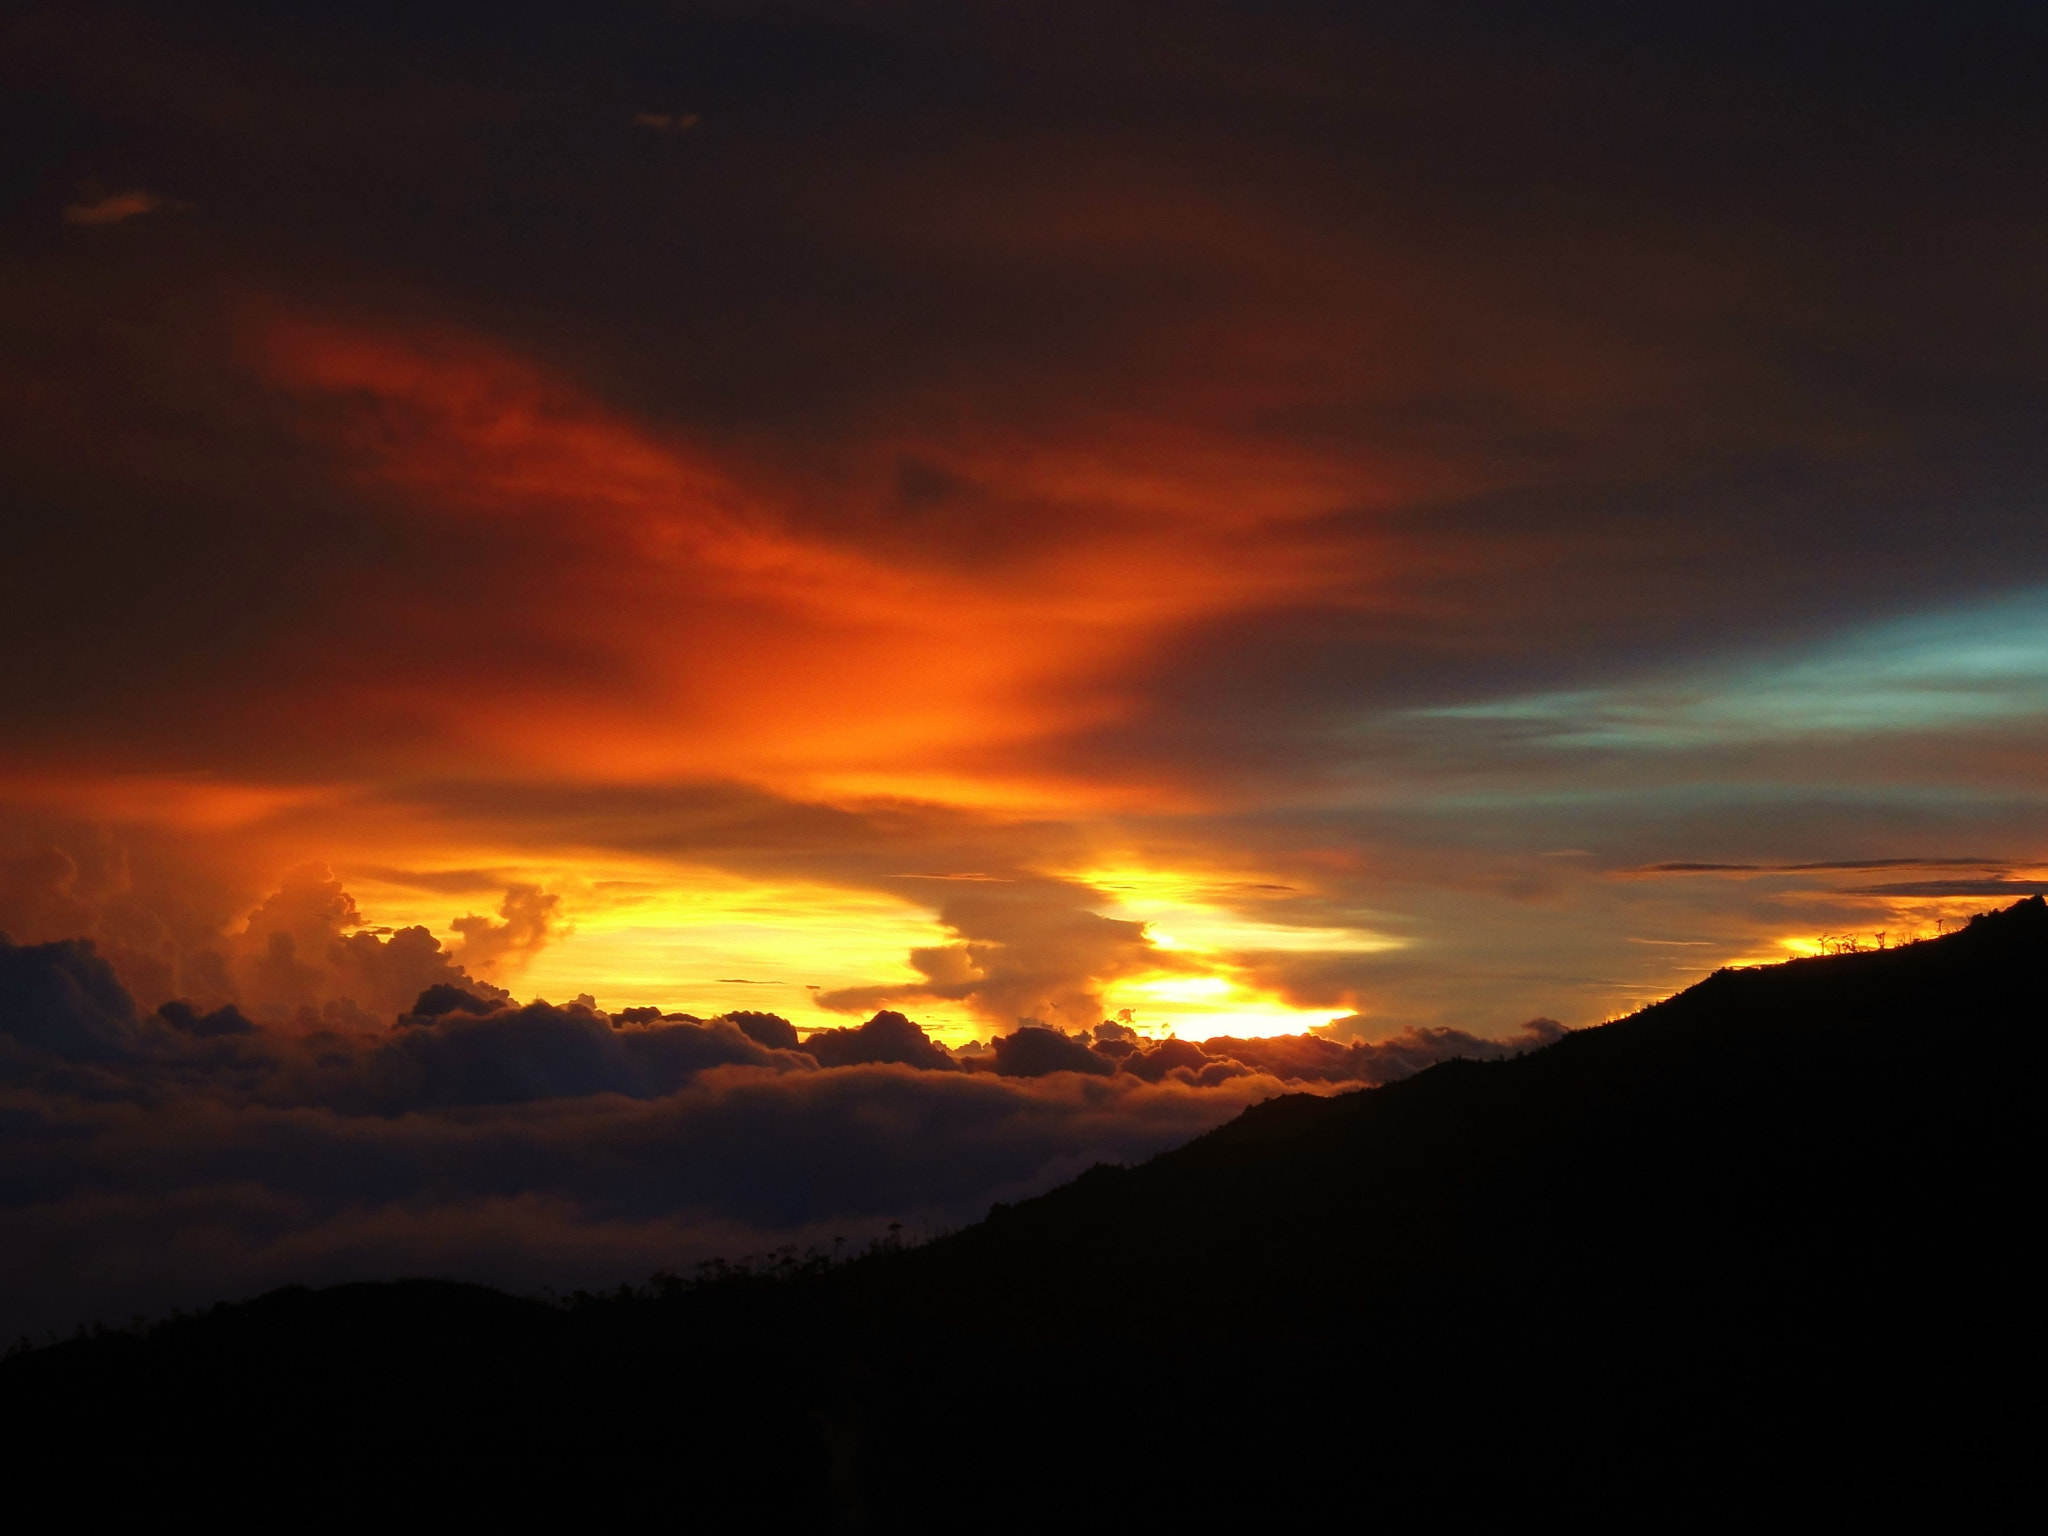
xmin=4 ymin=2 xmax=2048 ymax=1333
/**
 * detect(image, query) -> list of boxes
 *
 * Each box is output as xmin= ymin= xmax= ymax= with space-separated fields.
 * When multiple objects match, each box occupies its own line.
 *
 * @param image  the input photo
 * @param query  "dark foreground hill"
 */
xmin=6 ymin=901 xmax=2041 ymax=1516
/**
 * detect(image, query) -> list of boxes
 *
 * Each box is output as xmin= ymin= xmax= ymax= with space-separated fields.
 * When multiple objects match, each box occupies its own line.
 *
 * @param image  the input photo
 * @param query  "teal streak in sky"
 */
xmin=1417 ymin=587 xmax=2048 ymax=751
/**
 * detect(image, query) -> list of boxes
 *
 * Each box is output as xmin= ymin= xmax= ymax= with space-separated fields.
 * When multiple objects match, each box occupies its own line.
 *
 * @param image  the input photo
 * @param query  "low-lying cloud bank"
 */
xmin=0 ymin=930 xmax=1562 ymax=1342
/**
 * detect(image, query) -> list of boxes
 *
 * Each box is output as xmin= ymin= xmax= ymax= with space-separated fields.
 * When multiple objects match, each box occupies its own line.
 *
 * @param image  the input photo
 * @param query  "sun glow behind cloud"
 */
xmin=1078 ymin=864 xmax=1398 ymax=1038
xmin=343 ymin=859 xmax=974 ymax=1034
xmin=1109 ymin=974 xmax=1350 ymax=1041
xmin=338 ymin=851 xmax=1385 ymax=1043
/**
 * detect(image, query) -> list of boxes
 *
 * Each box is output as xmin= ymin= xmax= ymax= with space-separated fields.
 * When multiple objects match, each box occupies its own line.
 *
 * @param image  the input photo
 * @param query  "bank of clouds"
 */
xmin=0 ymin=926 xmax=1560 ymax=1342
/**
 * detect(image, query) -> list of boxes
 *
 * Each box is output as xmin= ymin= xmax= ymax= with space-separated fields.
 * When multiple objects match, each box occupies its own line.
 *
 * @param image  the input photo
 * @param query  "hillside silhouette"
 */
xmin=6 ymin=900 xmax=2039 ymax=1515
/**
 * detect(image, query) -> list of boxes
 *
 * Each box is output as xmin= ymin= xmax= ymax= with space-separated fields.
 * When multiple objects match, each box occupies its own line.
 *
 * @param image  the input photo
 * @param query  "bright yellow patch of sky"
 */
xmin=1080 ymin=863 xmax=1401 ymax=1039
xmin=338 ymin=854 xmax=1395 ymax=1044
xmin=345 ymin=860 xmax=973 ymax=1036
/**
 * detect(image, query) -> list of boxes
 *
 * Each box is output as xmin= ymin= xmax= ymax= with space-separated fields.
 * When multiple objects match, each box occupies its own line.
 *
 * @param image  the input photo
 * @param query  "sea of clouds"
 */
xmin=0 ymin=852 xmax=1560 ymax=1342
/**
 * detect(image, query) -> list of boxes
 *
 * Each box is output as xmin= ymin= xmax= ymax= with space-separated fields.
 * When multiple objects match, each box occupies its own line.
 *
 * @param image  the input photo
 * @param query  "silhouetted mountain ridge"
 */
xmin=5 ymin=900 xmax=2039 ymax=1514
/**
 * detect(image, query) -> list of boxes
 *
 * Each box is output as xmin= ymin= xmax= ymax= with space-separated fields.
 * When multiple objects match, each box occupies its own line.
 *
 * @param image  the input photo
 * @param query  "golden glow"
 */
xmin=1065 ymin=862 xmax=1397 ymax=1038
xmin=333 ymin=846 xmax=1379 ymax=1043
xmin=344 ymin=858 xmax=987 ymax=1036
xmin=1079 ymin=866 xmax=1400 ymax=950
xmin=1134 ymin=975 xmax=1232 ymax=1001
xmin=1103 ymin=977 xmax=1348 ymax=1040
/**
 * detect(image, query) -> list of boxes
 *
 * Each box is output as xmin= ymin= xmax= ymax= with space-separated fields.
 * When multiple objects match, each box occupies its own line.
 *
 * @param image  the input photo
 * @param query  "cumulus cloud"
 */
xmin=990 ymin=1025 xmax=1115 ymax=1078
xmin=226 ymin=865 xmax=583 ymax=1025
xmin=1111 ymin=1035 xmax=1212 ymax=1083
xmin=724 ymin=1011 xmax=800 ymax=1050
xmin=0 ymin=933 xmax=142 ymax=1063
xmin=800 ymin=1010 xmax=956 ymax=1071
xmin=0 ymin=839 xmax=231 ymax=1016
xmin=0 ymin=841 xmax=595 ymax=1040
xmin=229 ymin=864 xmax=513 ymax=1025
xmin=449 ymin=884 xmax=565 ymax=974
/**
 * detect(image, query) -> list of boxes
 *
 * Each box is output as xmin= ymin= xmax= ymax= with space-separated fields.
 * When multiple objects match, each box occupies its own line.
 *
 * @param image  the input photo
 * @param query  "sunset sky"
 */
xmin=4 ymin=3 xmax=2047 ymax=1331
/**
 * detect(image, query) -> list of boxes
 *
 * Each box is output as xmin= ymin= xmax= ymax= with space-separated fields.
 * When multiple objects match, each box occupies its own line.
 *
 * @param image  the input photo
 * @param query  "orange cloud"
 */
xmin=246 ymin=308 xmax=1402 ymax=806
xmin=62 ymin=190 xmax=175 ymax=227
xmin=450 ymin=883 xmax=566 ymax=974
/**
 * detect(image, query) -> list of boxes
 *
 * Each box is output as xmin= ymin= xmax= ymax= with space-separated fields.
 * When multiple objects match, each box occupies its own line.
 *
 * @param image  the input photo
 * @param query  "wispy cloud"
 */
xmin=1846 ymin=879 xmax=2048 ymax=898
xmin=62 ymin=190 xmax=176 ymax=227
xmin=1635 ymin=857 xmax=2010 ymax=875
xmin=1413 ymin=588 xmax=2048 ymax=752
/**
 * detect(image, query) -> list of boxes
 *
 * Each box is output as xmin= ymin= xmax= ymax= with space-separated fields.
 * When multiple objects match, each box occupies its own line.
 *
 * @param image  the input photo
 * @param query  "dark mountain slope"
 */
xmin=814 ymin=901 xmax=2039 ymax=1502
xmin=6 ymin=901 xmax=2041 ymax=1513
